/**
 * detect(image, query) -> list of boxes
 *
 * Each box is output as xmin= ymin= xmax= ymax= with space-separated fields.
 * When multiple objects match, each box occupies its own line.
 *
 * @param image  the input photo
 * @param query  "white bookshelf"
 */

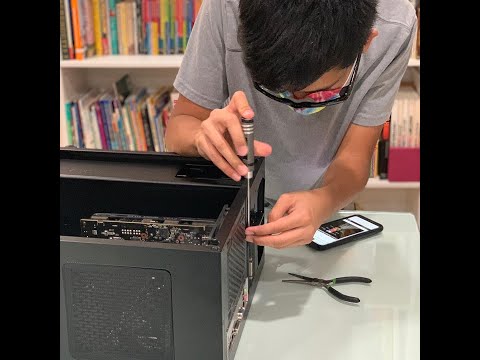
xmin=366 ymin=178 xmax=419 ymax=189
xmin=60 ymin=55 xmax=184 ymax=69
xmin=60 ymin=53 xmax=420 ymax=226
xmin=59 ymin=55 xmax=419 ymax=146
xmin=407 ymin=58 xmax=420 ymax=67
xmin=60 ymin=55 xmax=419 ymax=69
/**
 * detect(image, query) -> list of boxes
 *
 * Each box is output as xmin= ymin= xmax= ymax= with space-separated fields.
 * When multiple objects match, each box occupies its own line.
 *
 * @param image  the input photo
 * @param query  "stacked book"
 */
xmin=64 ymin=75 xmax=179 ymax=152
xmin=60 ymin=0 xmax=204 ymax=60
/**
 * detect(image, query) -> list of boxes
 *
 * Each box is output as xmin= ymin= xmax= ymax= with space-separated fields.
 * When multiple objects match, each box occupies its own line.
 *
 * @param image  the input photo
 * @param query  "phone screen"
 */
xmin=312 ymin=216 xmax=380 ymax=246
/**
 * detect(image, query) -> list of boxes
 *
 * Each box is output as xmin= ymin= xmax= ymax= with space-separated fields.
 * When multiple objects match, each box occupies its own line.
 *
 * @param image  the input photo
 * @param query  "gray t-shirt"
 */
xmin=173 ymin=0 xmax=417 ymax=201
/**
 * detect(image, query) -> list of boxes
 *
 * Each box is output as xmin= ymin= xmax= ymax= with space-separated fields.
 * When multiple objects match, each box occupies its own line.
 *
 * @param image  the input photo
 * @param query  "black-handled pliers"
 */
xmin=282 ymin=272 xmax=372 ymax=303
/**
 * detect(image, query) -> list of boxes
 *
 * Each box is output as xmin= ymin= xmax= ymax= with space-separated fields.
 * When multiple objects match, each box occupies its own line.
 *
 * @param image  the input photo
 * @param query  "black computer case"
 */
xmin=60 ymin=149 xmax=266 ymax=360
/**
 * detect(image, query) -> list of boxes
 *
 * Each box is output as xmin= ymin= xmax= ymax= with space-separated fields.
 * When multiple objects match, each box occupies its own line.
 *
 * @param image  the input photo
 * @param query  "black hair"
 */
xmin=238 ymin=0 xmax=378 ymax=91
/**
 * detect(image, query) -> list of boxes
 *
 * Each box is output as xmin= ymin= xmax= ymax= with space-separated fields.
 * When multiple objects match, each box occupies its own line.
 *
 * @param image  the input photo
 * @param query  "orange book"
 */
xmin=70 ymin=0 xmax=85 ymax=60
xmin=194 ymin=0 xmax=202 ymax=22
xmin=135 ymin=103 xmax=148 ymax=151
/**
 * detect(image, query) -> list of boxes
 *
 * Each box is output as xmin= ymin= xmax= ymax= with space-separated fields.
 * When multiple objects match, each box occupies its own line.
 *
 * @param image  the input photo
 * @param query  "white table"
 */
xmin=236 ymin=211 xmax=420 ymax=360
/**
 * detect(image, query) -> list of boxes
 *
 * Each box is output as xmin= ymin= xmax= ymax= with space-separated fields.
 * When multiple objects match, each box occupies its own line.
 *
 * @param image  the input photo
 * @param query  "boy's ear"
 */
xmin=363 ymin=28 xmax=379 ymax=53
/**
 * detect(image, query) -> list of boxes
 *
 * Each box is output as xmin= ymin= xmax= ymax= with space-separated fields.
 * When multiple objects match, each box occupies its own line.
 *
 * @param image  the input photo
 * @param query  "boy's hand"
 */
xmin=194 ymin=91 xmax=272 ymax=181
xmin=245 ymin=190 xmax=328 ymax=248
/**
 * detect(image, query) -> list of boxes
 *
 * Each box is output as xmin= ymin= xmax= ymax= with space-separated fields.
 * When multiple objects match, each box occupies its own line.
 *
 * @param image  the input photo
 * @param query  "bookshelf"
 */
xmin=365 ymin=178 xmax=419 ymax=189
xmin=60 ymin=56 xmax=419 ymax=69
xmin=60 ymin=55 xmax=184 ymax=68
xmin=59 ymin=57 xmax=420 ymax=146
xmin=356 ymin=62 xmax=420 ymax=226
xmin=59 ymin=1 xmax=420 ymax=226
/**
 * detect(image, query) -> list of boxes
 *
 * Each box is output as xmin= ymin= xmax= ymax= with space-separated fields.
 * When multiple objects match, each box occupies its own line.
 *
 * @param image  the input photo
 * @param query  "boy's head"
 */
xmin=238 ymin=0 xmax=379 ymax=95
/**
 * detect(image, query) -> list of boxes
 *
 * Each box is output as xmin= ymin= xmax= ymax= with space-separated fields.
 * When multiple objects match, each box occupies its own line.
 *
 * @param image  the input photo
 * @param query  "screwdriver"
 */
xmin=241 ymin=117 xmax=254 ymax=228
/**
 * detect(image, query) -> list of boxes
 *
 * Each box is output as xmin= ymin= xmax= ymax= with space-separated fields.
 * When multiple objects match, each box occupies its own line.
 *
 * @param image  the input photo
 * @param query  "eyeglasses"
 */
xmin=253 ymin=55 xmax=361 ymax=109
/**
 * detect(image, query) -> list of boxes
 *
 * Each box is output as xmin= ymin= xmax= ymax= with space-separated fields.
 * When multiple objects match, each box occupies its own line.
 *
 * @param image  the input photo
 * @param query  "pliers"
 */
xmin=282 ymin=272 xmax=372 ymax=303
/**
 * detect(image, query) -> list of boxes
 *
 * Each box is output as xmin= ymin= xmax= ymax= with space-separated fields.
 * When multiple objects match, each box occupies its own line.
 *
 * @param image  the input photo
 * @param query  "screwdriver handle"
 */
xmin=241 ymin=117 xmax=254 ymax=179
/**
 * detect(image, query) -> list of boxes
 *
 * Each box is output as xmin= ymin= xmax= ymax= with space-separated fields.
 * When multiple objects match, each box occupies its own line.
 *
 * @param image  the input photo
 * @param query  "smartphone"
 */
xmin=308 ymin=214 xmax=383 ymax=251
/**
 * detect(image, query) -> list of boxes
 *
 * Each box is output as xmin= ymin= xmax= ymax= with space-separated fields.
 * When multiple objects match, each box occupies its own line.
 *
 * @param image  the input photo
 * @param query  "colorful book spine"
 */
xmin=155 ymin=0 xmax=161 ymax=53
xmin=172 ymin=0 xmax=178 ymax=54
xmin=60 ymin=0 xmax=70 ymax=59
xmin=64 ymin=102 xmax=74 ymax=145
xmin=109 ymin=0 xmax=120 ymax=54
xmin=142 ymin=0 xmax=152 ymax=54
xmin=142 ymin=0 xmax=148 ymax=53
xmin=70 ymin=0 xmax=85 ymax=59
xmin=125 ymin=1 xmax=134 ymax=54
xmin=169 ymin=0 xmax=174 ymax=53
xmin=78 ymin=93 xmax=96 ymax=149
xmin=151 ymin=0 xmax=159 ymax=54
xmin=100 ymin=101 xmax=112 ymax=149
xmin=89 ymin=104 xmax=102 ymax=148
xmin=146 ymin=94 xmax=160 ymax=152
xmin=123 ymin=101 xmax=138 ymax=150
xmin=115 ymin=2 xmax=123 ymax=54
xmin=161 ymin=0 xmax=168 ymax=54
xmin=140 ymin=101 xmax=155 ymax=151
xmin=119 ymin=2 xmax=129 ymax=54
xmin=99 ymin=97 xmax=116 ymax=149
xmin=94 ymin=101 xmax=108 ymax=149
xmin=119 ymin=102 xmax=134 ymax=150
xmin=99 ymin=0 xmax=109 ymax=54
xmin=133 ymin=90 xmax=148 ymax=150
xmin=72 ymin=102 xmax=85 ymax=147
xmin=151 ymin=21 xmax=159 ymax=54
xmin=186 ymin=0 xmax=192 ymax=44
xmin=193 ymin=0 xmax=201 ymax=23
xmin=177 ymin=0 xmax=183 ymax=52
xmin=182 ymin=0 xmax=187 ymax=52
xmin=92 ymin=0 xmax=103 ymax=55
xmin=113 ymin=100 xmax=128 ymax=149
xmin=79 ymin=0 xmax=96 ymax=58
xmin=64 ymin=0 xmax=75 ymax=58
xmin=130 ymin=1 xmax=138 ymax=54
xmin=125 ymin=96 xmax=140 ymax=150
xmin=135 ymin=0 xmax=143 ymax=54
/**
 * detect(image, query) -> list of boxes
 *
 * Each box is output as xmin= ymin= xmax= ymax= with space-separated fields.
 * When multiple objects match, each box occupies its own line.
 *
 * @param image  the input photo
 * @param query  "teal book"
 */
xmin=65 ymin=102 xmax=74 ymax=146
xmin=109 ymin=0 xmax=120 ymax=54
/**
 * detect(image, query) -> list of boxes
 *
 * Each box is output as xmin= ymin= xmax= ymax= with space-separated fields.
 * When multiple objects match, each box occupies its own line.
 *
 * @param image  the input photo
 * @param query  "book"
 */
xmin=138 ymin=93 xmax=155 ymax=151
xmin=71 ymin=101 xmax=84 ymax=147
xmin=98 ymin=92 xmax=116 ymax=149
xmin=78 ymin=0 xmax=96 ymax=58
xmin=60 ymin=0 xmax=70 ymax=59
xmin=112 ymin=98 xmax=128 ymax=149
xmin=377 ymin=120 xmax=390 ymax=179
xmin=109 ymin=0 xmax=120 ymax=54
xmin=92 ymin=0 xmax=103 ymax=56
xmin=64 ymin=0 xmax=75 ymax=58
xmin=89 ymin=103 xmax=102 ymax=148
xmin=77 ymin=89 xmax=101 ymax=148
xmin=99 ymin=0 xmax=110 ymax=54
xmin=146 ymin=86 xmax=170 ymax=151
xmin=61 ymin=0 xmax=204 ymax=57
xmin=64 ymin=102 xmax=75 ymax=145
xmin=70 ymin=0 xmax=85 ymax=59
xmin=93 ymin=101 xmax=108 ymax=149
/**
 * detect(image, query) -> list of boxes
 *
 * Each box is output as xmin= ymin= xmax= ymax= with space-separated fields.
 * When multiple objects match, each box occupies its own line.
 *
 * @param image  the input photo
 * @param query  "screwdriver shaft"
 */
xmin=241 ymin=117 xmax=254 ymax=227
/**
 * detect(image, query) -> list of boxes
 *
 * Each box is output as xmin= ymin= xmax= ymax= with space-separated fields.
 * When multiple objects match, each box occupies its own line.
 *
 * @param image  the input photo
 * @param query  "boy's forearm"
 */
xmin=164 ymin=115 xmax=202 ymax=155
xmin=311 ymin=156 xmax=370 ymax=216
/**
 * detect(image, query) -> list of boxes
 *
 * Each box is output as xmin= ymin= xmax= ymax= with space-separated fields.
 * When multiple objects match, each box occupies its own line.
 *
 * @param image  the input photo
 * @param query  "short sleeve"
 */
xmin=353 ymin=19 xmax=418 ymax=126
xmin=173 ymin=0 xmax=228 ymax=110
